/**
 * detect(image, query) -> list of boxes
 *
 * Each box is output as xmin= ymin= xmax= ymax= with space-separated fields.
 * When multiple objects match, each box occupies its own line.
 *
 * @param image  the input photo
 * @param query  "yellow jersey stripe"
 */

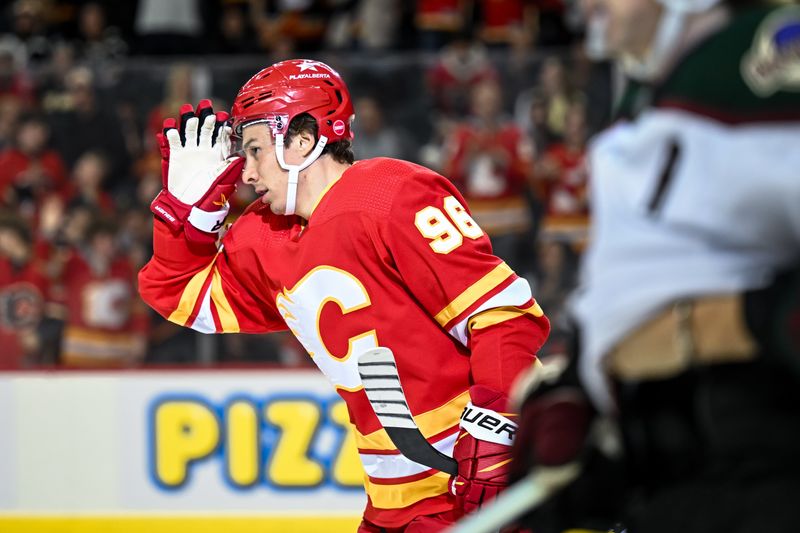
xmin=477 ymin=457 xmax=513 ymax=474
xmin=467 ymin=302 xmax=544 ymax=332
xmin=309 ymin=176 xmax=340 ymax=216
xmin=416 ymin=389 xmax=470 ymax=437
xmin=434 ymin=263 xmax=514 ymax=327
xmin=355 ymin=390 xmax=470 ymax=450
xmin=355 ymin=427 xmax=395 ymax=451
xmin=335 ymin=384 xmax=365 ymax=394
xmin=365 ymin=472 xmax=451 ymax=509
xmin=210 ymin=267 xmax=240 ymax=333
xmin=167 ymin=258 xmax=217 ymax=326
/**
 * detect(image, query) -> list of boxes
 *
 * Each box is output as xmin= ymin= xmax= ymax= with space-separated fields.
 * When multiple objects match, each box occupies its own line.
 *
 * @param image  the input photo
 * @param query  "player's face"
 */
xmin=240 ymin=122 xmax=318 ymax=216
xmin=240 ymin=123 xmax=289 ymax=214
xmin=584 ymin=0 xmax=663 ymax=59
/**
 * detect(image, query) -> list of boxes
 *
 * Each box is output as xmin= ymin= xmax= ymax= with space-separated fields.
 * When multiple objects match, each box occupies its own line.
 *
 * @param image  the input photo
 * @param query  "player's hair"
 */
xmin=285 ymin=113 xmax=355 ymax=165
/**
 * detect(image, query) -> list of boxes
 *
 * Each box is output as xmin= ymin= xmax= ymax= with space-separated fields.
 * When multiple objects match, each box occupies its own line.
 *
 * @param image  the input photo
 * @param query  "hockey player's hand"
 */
xmin=451 ymin=385 xmax=516 ymax=515
xmin=151 ymin=100 xmax=244 ymax=240
xmin=155 ymin=100 xmax=232 ymax=191
xmin=509 ymin=356 xmax=592 ymax=477
xmin=509 ymin=355 xmax=626 ymax=532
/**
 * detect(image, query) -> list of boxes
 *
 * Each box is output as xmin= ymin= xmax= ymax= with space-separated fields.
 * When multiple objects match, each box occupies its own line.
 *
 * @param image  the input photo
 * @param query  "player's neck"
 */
xmin=653 ymin=5 xmax=730 ymax=83
xmin=296 ymin=156 xmax=353 ymax=219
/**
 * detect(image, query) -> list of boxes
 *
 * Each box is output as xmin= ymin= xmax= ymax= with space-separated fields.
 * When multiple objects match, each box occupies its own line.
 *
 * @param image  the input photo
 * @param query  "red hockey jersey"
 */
xmin=139 ymin=157 xmax=549 ymax=526
xmin=0 ymin=258 xmax=50 ymax=368
xmin=61 ymin=252 xmax=148 ymax=367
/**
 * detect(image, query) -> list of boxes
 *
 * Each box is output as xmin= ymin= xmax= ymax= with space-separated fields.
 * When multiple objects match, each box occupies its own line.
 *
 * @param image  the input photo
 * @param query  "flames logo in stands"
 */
xmin=0 ymin=282 xmax=44 ymax=330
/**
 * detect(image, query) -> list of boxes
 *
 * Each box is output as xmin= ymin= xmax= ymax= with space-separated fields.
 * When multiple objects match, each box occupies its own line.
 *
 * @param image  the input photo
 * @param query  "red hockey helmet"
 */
xmin=231 ymin=59 xmax=354 ymax=142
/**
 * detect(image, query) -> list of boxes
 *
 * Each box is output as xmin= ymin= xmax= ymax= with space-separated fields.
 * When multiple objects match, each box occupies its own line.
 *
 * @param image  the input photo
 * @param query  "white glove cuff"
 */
xmin=460 ymin=403 xmax=517 ymax=446
xmin=188 ymin=204 xmax=229 ymax=233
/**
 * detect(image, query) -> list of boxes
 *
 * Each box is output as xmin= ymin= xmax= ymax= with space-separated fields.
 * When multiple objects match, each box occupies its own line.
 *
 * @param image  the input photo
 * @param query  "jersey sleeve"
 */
xmin=383 ymin=170 xmax=550 ymax=392
xmin=138 ymin=217 xmax=286 ymax=334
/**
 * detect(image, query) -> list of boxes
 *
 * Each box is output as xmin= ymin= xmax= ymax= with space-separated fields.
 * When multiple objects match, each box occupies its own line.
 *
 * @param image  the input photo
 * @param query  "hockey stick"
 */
xmin=358 ymin=347 xmax=459 ymax=476
xmin=447 ymin=463 xmax=581 ymax=533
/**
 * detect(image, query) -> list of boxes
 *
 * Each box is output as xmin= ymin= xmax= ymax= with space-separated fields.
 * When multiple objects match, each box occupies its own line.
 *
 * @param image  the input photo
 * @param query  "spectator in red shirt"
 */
xmin=536 ymin=101 xmax=589 ymax=216
xmin=427 ymin=36 xmax=499 ymax=118
xmin=0 ymin=114 xmax=68 ymax=219
xmin=59 ymin=218 xmax=148 ymax=367
xmin=443 ymin=79 xmax=535 ymax=271
xmin=415 ymin=0 xmax=469 ymax=50
xmin=0 ymin=212 xmax=51 ymax=368
xmin=475 ymin=0 xmax=537 ymax=49
xmin=0 ymin=45 xmax=34 ymax=106
xmin=65 ymin=150 xmax=115 ymax=215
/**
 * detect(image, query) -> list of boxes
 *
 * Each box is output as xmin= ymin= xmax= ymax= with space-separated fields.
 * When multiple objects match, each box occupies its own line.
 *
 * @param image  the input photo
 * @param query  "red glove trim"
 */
xmin=150 ymin=188 xmax=190 ymax=230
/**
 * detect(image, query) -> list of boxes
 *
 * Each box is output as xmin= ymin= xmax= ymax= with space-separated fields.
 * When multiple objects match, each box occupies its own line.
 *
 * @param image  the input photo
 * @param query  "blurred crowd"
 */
xmin=0 ymin=0 xmax=611 ymax=369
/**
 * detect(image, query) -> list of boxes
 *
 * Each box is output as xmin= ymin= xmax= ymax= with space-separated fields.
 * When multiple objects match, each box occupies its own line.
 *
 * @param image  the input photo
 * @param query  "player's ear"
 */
xmin=293 ymin=130 xmax=316 ymax=158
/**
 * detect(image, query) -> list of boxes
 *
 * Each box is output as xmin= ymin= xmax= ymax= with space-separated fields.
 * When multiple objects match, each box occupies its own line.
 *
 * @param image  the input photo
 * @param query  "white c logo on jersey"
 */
xmin=276 ymin=266 xmax=378 ymax=390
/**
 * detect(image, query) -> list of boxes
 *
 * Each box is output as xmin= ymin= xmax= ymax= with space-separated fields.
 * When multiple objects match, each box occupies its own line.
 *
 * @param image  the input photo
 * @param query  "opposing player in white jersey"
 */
xmin=510 ymin=1 xmax=800 ymax=532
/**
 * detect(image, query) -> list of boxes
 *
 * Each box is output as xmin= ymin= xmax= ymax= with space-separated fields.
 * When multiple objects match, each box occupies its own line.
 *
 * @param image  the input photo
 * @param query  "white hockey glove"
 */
xmin=150 ymin=100 xmax=244 ymax=242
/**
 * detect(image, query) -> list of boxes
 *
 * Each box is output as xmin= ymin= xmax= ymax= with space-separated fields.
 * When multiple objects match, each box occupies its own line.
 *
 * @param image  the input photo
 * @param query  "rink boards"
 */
xmin=0 ymin=369 xmax=365 ymax=532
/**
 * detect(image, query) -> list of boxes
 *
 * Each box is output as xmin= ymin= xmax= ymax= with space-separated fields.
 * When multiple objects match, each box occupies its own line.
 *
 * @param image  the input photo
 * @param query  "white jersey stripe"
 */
xmin=448 ymin=277 xmax=533 ymax=346
xmin=190 ymin=285 xmax=217 ymax=334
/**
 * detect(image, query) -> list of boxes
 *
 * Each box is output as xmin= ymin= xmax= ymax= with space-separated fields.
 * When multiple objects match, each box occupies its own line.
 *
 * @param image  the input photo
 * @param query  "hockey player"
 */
xmin=511 ymin=1 xmax=800 ymax=532
xmin=138 ymin=59 xmax=550 ymax=531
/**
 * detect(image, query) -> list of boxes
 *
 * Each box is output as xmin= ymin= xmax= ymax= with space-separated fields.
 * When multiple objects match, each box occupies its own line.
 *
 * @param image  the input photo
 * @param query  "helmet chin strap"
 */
xmin=274 ymin=133 xmax=328 ymax=216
